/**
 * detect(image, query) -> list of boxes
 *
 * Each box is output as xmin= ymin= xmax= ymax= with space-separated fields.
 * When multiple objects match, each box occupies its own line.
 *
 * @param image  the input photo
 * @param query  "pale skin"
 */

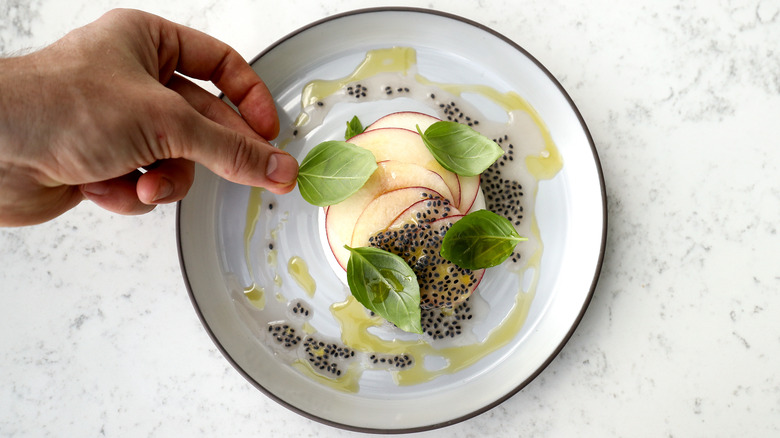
xmin=0 ymin=9 xmax=299 ymax=226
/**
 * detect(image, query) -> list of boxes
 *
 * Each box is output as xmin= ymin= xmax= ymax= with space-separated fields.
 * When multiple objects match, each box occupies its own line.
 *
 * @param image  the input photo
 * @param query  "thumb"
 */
xmin=179 ymin=115 xmax=298 ymax=194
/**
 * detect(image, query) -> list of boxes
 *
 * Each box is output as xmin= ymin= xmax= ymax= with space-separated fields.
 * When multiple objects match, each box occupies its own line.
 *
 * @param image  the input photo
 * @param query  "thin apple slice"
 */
xmin=365 ymin=111 xmax=440 ymax=133
xmin=347 ymin=128 xmax=461 ymax=208
xmin=385 ymin=196 xmax=460 ymax=231
xmin=325 ymin=161 xmax=454 ymax=269
xmin=365 ymin=113 xmax=481 ymax=210
xmin=457 ymin=174 xmax=480 ymax=213
xmin=350 ymin=188 xmax=452 ymax=249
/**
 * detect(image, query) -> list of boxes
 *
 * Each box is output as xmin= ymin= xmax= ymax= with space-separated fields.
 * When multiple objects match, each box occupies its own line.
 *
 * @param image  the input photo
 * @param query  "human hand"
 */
xmin=0 ymin=9 xmax=298 ymax=226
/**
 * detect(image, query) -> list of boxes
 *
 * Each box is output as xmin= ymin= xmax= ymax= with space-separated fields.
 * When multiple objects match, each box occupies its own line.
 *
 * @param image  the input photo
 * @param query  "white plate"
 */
xmin=177 ymin=8 xmax=606 ymax=432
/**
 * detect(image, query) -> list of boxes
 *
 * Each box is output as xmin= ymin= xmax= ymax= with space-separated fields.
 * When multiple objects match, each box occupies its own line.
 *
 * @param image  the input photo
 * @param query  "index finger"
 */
xmin=152 ymin=13 xmax=279 ymax=139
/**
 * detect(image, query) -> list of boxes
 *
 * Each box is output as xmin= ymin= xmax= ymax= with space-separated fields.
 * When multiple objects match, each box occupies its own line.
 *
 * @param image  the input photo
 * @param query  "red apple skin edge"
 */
xmin=325 ymin=186 xmax=446 ymax=270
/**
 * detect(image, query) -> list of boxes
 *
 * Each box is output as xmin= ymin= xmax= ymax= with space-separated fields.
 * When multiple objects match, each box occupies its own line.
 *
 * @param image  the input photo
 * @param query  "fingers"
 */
xmin=151 ymin=13 xmax=279 ymax=140
xmin=263 ymin=153 xmax=300 ymax=191
xmin=137 ymin=158 xmax=194 ymax=204
xmin=182 ymin=114 xmax=298 ymax=194
xmin=80 ymin=159 xmax=195 ymax=216
xmin=76 ymin=10 xmax=296 ymax=220
xmin=165 ymin=75 xmax=298 ymax=194
xmin=166 ymin=75 xmax=263 ymax=141
xmin=81 ymin=171 xmax=155 ymax=215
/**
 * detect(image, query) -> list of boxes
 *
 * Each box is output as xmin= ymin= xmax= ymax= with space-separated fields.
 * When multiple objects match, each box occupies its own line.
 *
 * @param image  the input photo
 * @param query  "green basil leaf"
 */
xmin=417 ymin=121 xmax=504 ymax=176
xmin=344 ymin=245 xmax=422 ymax=334
xmin=440 ymin=210 xmax=527 ymax=270
xmin=297 ymin=141 xmax=377 ymax=206
xmin=344 ymin=115 xmax=365 ymax=139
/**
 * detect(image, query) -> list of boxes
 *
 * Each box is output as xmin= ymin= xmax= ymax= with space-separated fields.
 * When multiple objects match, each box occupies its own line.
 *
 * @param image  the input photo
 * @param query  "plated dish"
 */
xmin=177 ymin=7 xmax=606 ymax=432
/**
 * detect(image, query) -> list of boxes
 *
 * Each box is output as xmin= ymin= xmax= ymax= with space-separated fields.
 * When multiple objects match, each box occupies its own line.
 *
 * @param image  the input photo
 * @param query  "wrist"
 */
xmin=0 ymin=53 xmax=85 ymax=226
xmin=0 ymin=53 xmax=62 ymax=192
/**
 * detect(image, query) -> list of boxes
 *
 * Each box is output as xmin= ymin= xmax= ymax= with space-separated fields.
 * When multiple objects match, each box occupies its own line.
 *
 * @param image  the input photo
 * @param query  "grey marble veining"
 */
xmin=0 ymin=1 xmax=40 ymax=54
xmin=1 ymin=0 xmax=779 ymax=437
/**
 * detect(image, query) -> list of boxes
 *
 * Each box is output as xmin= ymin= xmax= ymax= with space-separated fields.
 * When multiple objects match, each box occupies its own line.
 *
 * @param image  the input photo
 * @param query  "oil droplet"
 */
xmin=526 ymin=142 xmax=563 ymax=180
xmin=379 ymin=269 xmax=405 ymax=291
xmin=291 ymin=360 xmax=361 ymax=393
xmin=288 ymin=256 xmax=316 ymax=297
xmin=243 ymin=284 xmax=265 ymax=310
xmin=367 ymin=279 xmax=390 ymax=303
xmin=243 ymin=188 xmax=264 ymax=275
xmin=267 ymin=249 xmax=278 ymax=266
xmin=302 ymin=322 xmax=316 ymax=334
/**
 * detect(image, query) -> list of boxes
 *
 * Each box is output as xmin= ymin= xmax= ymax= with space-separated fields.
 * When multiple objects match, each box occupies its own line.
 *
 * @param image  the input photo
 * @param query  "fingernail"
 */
xmin=265 ymin=153 xmax=299 ymax=184
xmin=81 ymin=182 xmax=109 ymax=196
xmin=152 ymin=178 xmax=174 ymax=203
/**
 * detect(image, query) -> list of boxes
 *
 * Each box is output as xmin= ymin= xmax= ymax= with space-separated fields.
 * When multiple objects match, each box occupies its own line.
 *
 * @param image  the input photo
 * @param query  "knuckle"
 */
xmin=223 ymin=133 xmax=264 ymax=185
xmin=143 ymin=95 xmax=191 ymax=161
xmin=225 ymin=133 xmax=254 ymax=179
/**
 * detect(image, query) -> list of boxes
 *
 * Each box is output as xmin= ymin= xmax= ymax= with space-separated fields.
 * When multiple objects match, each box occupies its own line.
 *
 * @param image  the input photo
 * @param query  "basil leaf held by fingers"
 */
xmin=344 ymin=115 xmax=365 ymax=139
xmin=296 ymin=141 xmax=377 ymax=206
xmin=345 ymin=245 xmax=422 ymax=334
xmin=416 ymin=121 xmax=504 ymax=176
xmin=440 ymin=209 xmax=527 ymax=270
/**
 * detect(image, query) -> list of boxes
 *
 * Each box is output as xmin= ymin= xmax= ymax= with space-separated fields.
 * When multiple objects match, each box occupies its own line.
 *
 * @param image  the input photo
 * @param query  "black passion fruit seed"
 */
xmin=267 ymin=323 xmax=302 ymax=348
xmin=303 ymin=336 xmax=356 ymax=377
xmin=369 ymin=353 xmax=415 ymax=369
xmin=289 ymin=299 xmax=312 ymax=320
xmin=369 ymin=213 xmax=480 ymax=309
xmin=421 ymin=297 xmax=474 ymax=339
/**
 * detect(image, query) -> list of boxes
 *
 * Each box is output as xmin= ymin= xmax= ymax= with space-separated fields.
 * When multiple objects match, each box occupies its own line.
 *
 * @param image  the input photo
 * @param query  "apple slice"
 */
xmin=385 ymin=196 xmax=460 ymax=231
xmin=325 ymin=161 xmax=454 ymax=269
xmin=347 ymin=128 xmax=461 ymax=208
xmin=365 ymin=113 xmax=482 ymax=210
xmin=350 ymin=188 xmax=452 ymax=249
xmin=457 ymin=174 xmax=481 ymax=213
xmin=365 ymin=111 xmax=440 ymax=133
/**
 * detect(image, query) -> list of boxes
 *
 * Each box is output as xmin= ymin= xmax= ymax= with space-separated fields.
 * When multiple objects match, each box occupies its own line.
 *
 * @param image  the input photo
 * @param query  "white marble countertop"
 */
xmin=2 ymin=0 xmax=779 ymax=436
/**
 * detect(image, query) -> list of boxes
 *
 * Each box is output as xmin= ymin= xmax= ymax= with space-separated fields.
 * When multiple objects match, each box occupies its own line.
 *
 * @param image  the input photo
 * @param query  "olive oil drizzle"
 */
xmin=240 ymin=47 xmax=562 ymax=389
xmin=243 ymin=283 xmax=266 ymax=310
xmin=413 ymin=75 xmax=563 ymax=179
xmin=288 ymin=256 xmax=316 ymax=297
xmin=243 ymin=187 xmax=264 ymax=276
xmin=300 ymin=47 xmax=416 ymax=108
